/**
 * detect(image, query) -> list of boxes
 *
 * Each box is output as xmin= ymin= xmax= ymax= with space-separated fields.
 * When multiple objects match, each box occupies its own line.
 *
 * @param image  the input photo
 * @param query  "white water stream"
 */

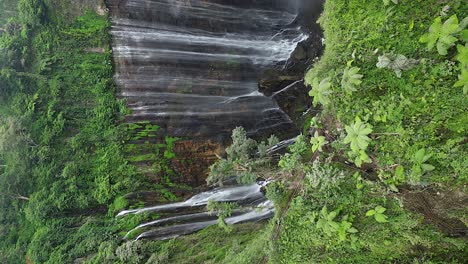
xmin=118 ymin=182 xmax=273 ymax=240
xmin=109 ymin=0 xmax=310 ymax=240
xmin=109 ymin=0 xmax=307 ymax=138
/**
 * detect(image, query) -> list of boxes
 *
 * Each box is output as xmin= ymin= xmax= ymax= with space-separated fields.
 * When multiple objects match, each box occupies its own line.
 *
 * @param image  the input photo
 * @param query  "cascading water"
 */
xmin=119 ymin=182 xmax=273 ymax=241
xmin=108 ymin=0 xmax=306 ymax=140
xmin=117 ymin=183 xmax=267 ymax=217
xmin=134 ymin=201 xmax=274 ymax=241
xmin=108 ymin=0 xmax=319 ymax=239
xmin=116 ymin=138 xmax=297 ymax=240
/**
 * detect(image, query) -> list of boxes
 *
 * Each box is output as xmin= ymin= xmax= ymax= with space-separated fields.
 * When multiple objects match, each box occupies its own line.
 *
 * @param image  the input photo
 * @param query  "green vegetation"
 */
xmin=376 ymin=52 xmax=419 ymax=77
xmin=366 ymin=206 xmax=389 ymax=223
xmin=310 ymin=131 xmax=328 ymax=152
xmin=306 ymin=0 xmax=467 ymax=187
xmin=341 ymin=66 xmax=363 ymax=93
xmin=308 ymin=76 xmax=332 ymax=107
xmin=207 ymin=200 xmax=238 ymax=232
xmin=0 ymin=0 xmax=175 ymax=263
xmin=177 ymin=0 xmax=468 ymax=263
xmin=89 ymin=223 xmax=268 ymax=264
xmin=1 ymin=0 xmax=466 ymax=263
xmin=273 ymin=0 xmax=467 ymax=262
xmin=419 ymin=15 xmax=465 ymax=55
xmin=270 ymin=159 xmax=466 ymax=263
xmin=207 ymin=127 xmax=278 ymax=186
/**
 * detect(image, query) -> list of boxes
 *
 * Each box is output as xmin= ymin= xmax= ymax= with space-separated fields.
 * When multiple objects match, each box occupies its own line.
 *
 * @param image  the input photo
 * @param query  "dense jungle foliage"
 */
xmin=0 ymin=0 xmax=466 ymax=263
xmin=0 ymin=0 xmax=180 ymax=262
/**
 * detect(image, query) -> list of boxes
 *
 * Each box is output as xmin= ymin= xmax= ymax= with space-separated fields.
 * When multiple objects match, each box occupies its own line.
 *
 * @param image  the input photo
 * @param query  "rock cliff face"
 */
xmin=107 ymin=0 xmax=323 ymax=186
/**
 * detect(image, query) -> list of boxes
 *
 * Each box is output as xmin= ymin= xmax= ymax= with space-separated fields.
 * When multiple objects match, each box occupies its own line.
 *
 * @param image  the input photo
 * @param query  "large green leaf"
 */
xmin=461 ymin=29 xmax=468 ymax=42
xmin=437 ymin=35 xmax=458 ymax=55
xmin=420 ymin=15 xmax=460 ymax=55
xmin=341 ymin=66 xmax=363 ymax=93
xmin=454 ymin=69 xmax=468 ymax=94
xmin=375 ymin=206 xmax=386 ymax=214
xmin=375 ymin=213 xmax=388 ymax=223
xmin=420 ymin=17 xmax=442 ymax=50
xmin=413 ymin=148 xmax=431 ymax=164
xmin=308 ymin=77 xmax=332 ymax=107
xmin=366 ymin=209 xmax=376 ymax=216
xmin=421 ymin=163 xmax=435 ymax=172
xmin=456 ymin=44 xmax=468 ymax=67
xmin=344 ymin=118 xmax=373 ymax=152
xmin=311 ymin=131 xmax=328 ymax=152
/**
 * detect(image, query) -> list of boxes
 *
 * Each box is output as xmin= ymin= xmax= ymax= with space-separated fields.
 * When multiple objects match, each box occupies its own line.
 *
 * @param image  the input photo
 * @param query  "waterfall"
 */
xmin=108 ymin=0 xmax=313 ymax=239
xmin=117 ymin=183 xmax=266 ymax=217
xmin=118 ymin=182 xmax=273 ymax=240
xmin=108 ymin=0 xmax=307 ymax=139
